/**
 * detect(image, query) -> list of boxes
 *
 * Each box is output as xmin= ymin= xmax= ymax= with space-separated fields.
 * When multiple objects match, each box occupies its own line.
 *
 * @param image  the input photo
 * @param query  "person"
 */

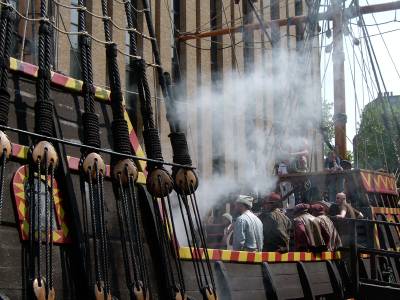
xmin=259 ymin=193 xmax=291 ymax=252
xmin=293 ymin=203 xmax=326 ymax=251
xmin=324 ymin=151 xmax=342 ymax=171
xmin=232 ymin=195 xmax=263 ymax=251
xmin=334 ymin=192 xmax=364 ymax=219
xmin=324 ymin=151 xmax=344 ymax=202
xmin=221 ymin=213 xmax=233 ymax=250
xmin=311 ymin=204 xmax=342 ymax=251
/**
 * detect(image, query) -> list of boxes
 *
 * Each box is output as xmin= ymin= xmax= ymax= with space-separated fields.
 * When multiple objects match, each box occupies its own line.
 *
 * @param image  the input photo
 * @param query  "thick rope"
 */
xmin=0 ymin=6 xmax=14 ymax=126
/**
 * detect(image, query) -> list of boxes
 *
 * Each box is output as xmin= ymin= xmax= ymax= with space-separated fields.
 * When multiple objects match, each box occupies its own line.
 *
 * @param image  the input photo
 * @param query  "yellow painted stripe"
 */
xmin=304 ymin=252 xmax=312 ymax=261
xmin=124 ymin=111 xmax=147 ymax=173
xmin=293 ymin=252 xmax=300 ymax=261
xmin=221 ymin=250 xmax=231 ymax=261
xmin=254 ymin=252 xmax=262 ymax=263
xmin=178 ymin=247 xmax=342 ymax=263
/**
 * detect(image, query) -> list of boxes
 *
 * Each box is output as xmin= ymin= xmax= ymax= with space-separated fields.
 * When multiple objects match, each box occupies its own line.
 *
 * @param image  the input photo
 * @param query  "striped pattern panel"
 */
xmin=371 ymin=207 xmax=400 ymax=215
xmin=178 ymin=247 xmax=341 ymax=263
xmin=9 ymin=57 xmax=147 ymax=174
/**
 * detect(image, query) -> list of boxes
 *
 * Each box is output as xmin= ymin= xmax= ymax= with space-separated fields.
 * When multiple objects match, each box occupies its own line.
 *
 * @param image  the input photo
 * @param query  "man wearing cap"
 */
xmin=221 ymin=213 xmax=233 ymax=250
xmin=259 ymin=193 xmax=291 ymax=252
xmin=232 ymin=195 xmax=263 ymax=252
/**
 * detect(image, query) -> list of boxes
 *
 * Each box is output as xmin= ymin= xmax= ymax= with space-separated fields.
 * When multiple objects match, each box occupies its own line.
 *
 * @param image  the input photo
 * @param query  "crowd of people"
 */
xmin=219 ymin=191 xmax=363 ymax=252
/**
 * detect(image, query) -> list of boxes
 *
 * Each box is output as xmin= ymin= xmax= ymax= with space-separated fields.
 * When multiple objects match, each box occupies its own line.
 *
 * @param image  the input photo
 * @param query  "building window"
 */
xmin=70 ymin=0 xmax=80 ymax=78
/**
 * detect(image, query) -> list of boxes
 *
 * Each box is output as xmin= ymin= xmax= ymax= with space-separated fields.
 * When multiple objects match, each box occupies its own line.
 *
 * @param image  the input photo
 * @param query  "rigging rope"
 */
xmin=29 ymin=0 xmax=58 ymax=299
xmin=0 ymin=1 xmax=14 ymax=225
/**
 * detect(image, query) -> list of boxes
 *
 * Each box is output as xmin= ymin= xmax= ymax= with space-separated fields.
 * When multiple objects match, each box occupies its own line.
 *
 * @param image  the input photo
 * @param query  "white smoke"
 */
xmin=172 ymin=48 xmax=322 ymax=245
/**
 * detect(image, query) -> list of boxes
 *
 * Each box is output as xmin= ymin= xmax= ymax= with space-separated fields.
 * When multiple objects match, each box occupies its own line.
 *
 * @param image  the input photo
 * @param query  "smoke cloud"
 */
xmin=172 ymin=48 xmax=322 ymax=245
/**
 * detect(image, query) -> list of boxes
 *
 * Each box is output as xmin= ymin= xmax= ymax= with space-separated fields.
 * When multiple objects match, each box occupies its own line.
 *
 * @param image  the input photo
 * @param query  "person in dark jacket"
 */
xmin=311 ymin=204 xmax=342 ymax=251
xmin=259 ymin=193 xmax=291 ymax=252
xmin=293 ymin=203 xmax=326 ymax=251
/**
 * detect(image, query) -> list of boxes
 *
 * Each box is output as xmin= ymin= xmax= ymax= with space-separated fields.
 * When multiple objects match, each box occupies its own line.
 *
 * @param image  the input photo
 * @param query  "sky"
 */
xmin=320 ymin=0 xmax=400 ymax=152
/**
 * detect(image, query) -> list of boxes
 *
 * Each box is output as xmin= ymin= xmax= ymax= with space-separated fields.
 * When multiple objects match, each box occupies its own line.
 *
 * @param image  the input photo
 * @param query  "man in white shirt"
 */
xmin=232 ymin=195 xmax=263 ymax=251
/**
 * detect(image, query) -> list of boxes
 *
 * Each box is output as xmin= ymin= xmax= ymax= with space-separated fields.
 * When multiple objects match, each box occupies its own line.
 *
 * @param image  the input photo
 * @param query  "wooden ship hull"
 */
xmin=0 ymin=58 xmax=399 ymax=300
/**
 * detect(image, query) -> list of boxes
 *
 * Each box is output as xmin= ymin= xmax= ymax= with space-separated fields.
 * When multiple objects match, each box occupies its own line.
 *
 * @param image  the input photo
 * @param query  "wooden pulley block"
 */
xmin=133 ymin=284 xmax=150 ymax=300
xmin=112 ymin=158 xmax=138 ymax=185
xmin=47 ymin=288 xmax=55 ymax=300
xmin=0 ymin=130 xmax=11 ymax=159
xmin=175 ymin=291 xmax=187 ymax=300
xmin=174 ymin=168 xmax=198 ymax=195
xmin=204 ymin=288 xmax=217 ymax=300
xmin=32 ymin=141 xmax=59 ymax=169
xmin=94 ymin=284 xmax=112 ymax=300
xmin=82 ymin=152 xmax=106 ymax=180
xmin=33 ymin=278 xmax=46 ymax=300
xmin=146 ymin=168 xmax=173 ymax=198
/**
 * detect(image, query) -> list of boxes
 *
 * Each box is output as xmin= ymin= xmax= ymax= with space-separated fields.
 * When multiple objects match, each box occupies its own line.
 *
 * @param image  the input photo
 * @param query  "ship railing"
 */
xmin=333 ymin=217 xmax=400 ymax=298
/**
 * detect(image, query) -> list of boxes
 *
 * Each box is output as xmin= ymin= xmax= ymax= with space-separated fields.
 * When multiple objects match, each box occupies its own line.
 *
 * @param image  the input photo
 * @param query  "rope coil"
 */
xmin=34 ymin=101 xmax=54 ymax=138
xmin=143 ymin=128 xmax=163 ymax=167
xmin=82 ymin=112 xmax=101 ymax=148
xmin=0 ymin=88 xmax=10 ymax=126
xmin=111 ymin=118 xmax=132 ymax=155
xmin=169 ymin=132 xmax=192 ymax=166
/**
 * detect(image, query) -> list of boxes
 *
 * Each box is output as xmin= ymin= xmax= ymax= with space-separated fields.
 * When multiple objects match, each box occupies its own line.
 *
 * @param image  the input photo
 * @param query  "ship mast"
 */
xmin=332 ymin=0 xmax=347 ymax=159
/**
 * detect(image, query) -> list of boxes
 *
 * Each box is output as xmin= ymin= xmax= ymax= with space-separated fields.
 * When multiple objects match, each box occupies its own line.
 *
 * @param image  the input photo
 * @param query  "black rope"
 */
xmin=176 ymin=193 xmax=203 ymax=290
xmin=143 ymin=128 xmax=164 ymax=166
xmin=127 ymin=175 xmax=150 ymax=291
xmin=96 ymin=162 xmax=110 ymax=295
xmin=150 ymin=195 xmax=176 ymax=297
xmin=0 ymin=149 xmax=6 ymax=223
xmin=134 ymin=59 xmax=155 ymax=130
xmin=111 ymin=118 xmax=132 ymax=156
xmin=36 ymin=158 xmax=42 ymax=286
xmin=169 ymin=132 xmax=192 ymax=166
xmin=29 ymin=163 xmax=36 ymax=283
xmin=164 ymin=193 xmax=186 ymax=291
xmin=0 ymin=5 xmax=15 ymax=126
xmin=88 ymin=167 xmax=102 ymax=288
xmin=115 ymin=183 xmax=134 ymax=292
xmin=44 ymin=151 xmax=50 ymax=297
xmin=188 ymin=187 xmax=216 ymax=291
xmin=82 ymin=112 xmax=101 ymax=149
xmin=35 ymin=100 xmax=54 ymax=138
xmin=118 ymin=176 xmax=142 ymax=293
xmin=49 ymin=165 xmax=55 ymax=291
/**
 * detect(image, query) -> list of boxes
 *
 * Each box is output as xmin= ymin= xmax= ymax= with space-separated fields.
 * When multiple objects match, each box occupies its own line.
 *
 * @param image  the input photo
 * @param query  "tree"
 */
xmin=354 ymin=95 xmax=400 ymax=172
xmin=321 ymin=99 xmax=334 ymax=157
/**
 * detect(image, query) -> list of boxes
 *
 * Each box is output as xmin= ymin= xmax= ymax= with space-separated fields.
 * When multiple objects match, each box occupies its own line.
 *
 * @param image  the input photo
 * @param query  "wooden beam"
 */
xmin=178 ymin=1 xmax=400 ymax=41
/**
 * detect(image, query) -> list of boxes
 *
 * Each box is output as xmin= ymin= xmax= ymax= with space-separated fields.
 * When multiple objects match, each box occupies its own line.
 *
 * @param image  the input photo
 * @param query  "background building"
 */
xmin=9 ymin=0 xmax=324 ymax=183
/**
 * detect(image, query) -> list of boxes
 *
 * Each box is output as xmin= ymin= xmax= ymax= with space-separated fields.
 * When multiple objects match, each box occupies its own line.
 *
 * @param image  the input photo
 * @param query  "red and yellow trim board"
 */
xmin=178 ymin=247 xmax=342 ymax=263
xmin=371 ymin=207 xmax=400 ymax=215
xmin=11 ymin=143 xmax=146 ymax=184
xmin=12 ymin=165 xmax=72 ymax=244
xmin=9 ymin=57 xmax=147 ymax=174
xmin=360 ymin=171 xmax=398 ymax=195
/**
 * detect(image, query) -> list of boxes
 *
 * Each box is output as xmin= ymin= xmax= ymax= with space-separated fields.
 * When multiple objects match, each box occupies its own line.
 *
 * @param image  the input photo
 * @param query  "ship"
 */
xmin=0 ymin=0 xmax=399 ymax=300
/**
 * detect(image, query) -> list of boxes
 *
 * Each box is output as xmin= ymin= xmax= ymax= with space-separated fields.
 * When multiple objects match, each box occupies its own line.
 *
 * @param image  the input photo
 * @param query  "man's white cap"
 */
xmin=236 ymin=195 xmax=254 ymax=208
xmin=222 ymin=213 xmax=233 ymax=223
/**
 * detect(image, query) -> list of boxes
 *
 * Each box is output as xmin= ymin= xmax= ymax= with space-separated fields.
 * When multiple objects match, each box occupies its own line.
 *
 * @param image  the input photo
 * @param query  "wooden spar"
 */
xmin=178 ymin=1 xmax=400 ymax=41
xmin=332 ymin=0 xmax=346 ymax=159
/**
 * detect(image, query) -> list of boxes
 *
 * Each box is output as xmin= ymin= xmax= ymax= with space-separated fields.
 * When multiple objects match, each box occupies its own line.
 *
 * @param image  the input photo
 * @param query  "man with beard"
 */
xmin=259 ymin=193 xmax=291 ymax=252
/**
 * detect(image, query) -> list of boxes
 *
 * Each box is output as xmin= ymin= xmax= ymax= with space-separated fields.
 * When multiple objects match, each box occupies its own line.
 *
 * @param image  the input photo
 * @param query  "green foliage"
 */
xmin=355 ymin=96 xmax=400 ymax=171
xmin=321 ymin=99 xmax=334 ymax=156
